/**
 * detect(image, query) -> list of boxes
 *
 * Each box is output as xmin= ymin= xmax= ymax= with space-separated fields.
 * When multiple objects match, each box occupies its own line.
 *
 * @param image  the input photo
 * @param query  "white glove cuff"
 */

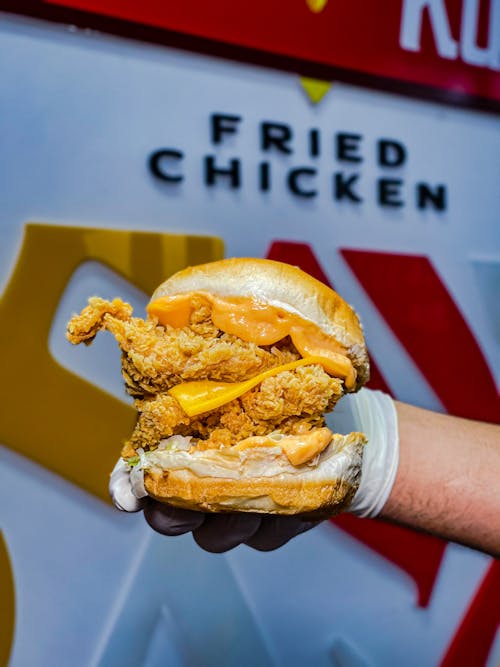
xmin=348 ymin=390 xmax=399 ymax=518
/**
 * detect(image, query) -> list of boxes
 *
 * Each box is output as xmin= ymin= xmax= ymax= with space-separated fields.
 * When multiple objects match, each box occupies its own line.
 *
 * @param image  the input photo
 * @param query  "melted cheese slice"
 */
xmin=169 ymin=356 xmax=332 ymax=417
xmin=148 ymin=292 xmax=356 ymax=388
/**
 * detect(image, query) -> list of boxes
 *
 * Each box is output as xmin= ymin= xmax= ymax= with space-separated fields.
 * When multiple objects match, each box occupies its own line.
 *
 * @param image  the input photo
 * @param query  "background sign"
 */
xmin=38 ymin=0 xmax=500 ymax=105
xmin=0 ymin=9 xmax=499 ymax=667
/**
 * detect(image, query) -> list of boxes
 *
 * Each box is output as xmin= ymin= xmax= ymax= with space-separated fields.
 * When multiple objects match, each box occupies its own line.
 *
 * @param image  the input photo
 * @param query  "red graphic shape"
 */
xmin=266 ymin=240 xmax=391 ymax=394
xmin=341 ymin=250 xmax=500 ymax=423
xmin=333 ymin=514 xmax=446 ymax=607
xmin=44 ymin=0 xmax=500 ymax=105
xmin=266 ymin=239 xmax=332 ymax=286
xmin=440 ymin=560 xmax=500 ymax=667
xmin=265 ymin=240 xmax=447 ymax=608
xmin=366 ymin=361 xmax=392 ymax=395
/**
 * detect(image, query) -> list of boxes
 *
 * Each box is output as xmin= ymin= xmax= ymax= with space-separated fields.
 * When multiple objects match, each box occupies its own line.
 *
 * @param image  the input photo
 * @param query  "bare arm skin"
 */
xmin=111 ymin=394 xmax=500 ymax=555
xmin=381 ymin=402 xmax=500 ymax=557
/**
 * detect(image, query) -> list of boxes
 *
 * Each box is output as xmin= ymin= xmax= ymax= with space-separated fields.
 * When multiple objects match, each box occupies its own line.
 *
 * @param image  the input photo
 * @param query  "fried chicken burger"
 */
xmin=67 ymin=258 xmax=369 ymax=517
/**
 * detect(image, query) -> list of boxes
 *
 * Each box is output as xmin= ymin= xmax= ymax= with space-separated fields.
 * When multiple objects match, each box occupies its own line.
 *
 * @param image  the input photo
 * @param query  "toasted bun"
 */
xmin=150 ymin=258 xmax=369 ymax=389
xmin=143 ymin=432 xmax=365 ymax=517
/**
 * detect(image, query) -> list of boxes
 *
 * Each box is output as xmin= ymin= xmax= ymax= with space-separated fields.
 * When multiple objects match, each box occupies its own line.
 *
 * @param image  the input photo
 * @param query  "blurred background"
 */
xmin=0 ymin=2 xmax=499 ymax=666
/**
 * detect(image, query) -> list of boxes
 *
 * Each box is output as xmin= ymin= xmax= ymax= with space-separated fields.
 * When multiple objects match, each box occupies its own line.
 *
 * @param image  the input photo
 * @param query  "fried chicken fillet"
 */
xmin=66 ymin=258 xmax=369 ymax=516
xmin=67 ymin=295 xmax=344 ymax=456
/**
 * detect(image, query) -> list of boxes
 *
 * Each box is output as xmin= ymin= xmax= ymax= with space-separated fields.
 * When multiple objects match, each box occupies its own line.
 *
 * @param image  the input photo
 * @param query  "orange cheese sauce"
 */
xmin=148 ymin=292 xmax=356 ymax=388
xmin=231 ymin=428 xmax=333 ymax=466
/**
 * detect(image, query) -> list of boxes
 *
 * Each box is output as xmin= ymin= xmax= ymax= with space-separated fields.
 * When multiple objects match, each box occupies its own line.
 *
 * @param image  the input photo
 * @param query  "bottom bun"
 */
xmin=143 ymin=431 xmax=366 ymax=517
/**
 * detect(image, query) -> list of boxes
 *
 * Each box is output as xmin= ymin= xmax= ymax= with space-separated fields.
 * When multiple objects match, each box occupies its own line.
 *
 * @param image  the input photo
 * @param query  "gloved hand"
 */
xmin=109 ymin=388 xmax=399 ymax=551
xmin=109 ymin=459 xmax=318 ymax=552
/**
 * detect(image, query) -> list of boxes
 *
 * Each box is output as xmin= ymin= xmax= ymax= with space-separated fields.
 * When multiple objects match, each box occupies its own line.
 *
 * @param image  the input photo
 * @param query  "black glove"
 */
xmin=143 ymin=500 xmax=319 ymax=553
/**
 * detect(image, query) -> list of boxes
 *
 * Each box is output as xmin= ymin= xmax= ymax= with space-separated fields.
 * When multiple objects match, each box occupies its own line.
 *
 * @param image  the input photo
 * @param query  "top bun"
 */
xmin=150 ymin=258 xmax=369 ymax=389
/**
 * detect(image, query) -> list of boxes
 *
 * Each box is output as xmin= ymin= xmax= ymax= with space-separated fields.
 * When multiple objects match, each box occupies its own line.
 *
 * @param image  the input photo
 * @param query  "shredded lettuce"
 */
xmin=126 ymin=456 xmax=140 ymax=467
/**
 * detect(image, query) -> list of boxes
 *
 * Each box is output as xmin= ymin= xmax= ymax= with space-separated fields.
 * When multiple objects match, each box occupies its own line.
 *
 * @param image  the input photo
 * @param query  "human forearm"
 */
xmin=380 ymin=402 xmax=500 ymax=557
xmin=110 ymin=389 xmax=500 ymax=555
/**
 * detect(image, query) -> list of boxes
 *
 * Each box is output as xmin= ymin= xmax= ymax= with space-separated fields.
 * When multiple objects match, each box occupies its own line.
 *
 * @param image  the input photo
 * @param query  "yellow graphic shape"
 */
xmin=0 ymin=532 xmax=15 ymax=667
xmin=0 ymin=224 xmax=223 ymax=501
xmin=299 ymin=77 xmax=333 ymax=104
xmin=306 ymin=0 xmax=329 ymax=13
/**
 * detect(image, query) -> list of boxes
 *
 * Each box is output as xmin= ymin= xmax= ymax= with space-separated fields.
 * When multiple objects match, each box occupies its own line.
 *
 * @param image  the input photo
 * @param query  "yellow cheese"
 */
xmin=148 ymin=292 xmax=356 ymax=388
xmin=169 ymin=356 xmax=330 ymax=417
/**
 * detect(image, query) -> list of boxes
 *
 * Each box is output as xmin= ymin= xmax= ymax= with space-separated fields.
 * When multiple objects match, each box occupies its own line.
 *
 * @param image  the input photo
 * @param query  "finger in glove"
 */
xmin=244 ymin=516 xmax=320 ymax=551
xmin=193 ymin=513 xmax=262 ymax=553
xmin=109 ymin=459 xmax=147 ymax=512
xmin=144 ymin=502 xmax=205 ymax=536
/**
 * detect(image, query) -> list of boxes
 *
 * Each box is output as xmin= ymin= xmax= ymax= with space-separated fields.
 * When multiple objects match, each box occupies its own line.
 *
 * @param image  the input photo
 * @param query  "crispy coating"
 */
xmin=67 ymin=297 xmax=345 ymax=457
xmin=121 ymin=365 xmax=343 ymax=457
xmin=66 ymin=298 xmax=133 ymax=344
xmin=67 ymin=297 xmax=300 ymax=395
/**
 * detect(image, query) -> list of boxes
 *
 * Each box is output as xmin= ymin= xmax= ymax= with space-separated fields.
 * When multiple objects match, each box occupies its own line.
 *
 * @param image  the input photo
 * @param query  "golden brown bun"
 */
xmin=143 ymin=432 xmax=365 ymax=517
xmin=150 ymin=258 xmax=369 ymax=389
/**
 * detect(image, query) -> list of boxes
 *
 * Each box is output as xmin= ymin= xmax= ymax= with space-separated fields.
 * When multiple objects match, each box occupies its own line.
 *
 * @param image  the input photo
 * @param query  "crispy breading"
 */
xmin=66 ymin=297 xmax=132 ymax=345
xmin=67 ymin=297 xmax=345 ymax=458
xmin=67 ymin=297 xmax=300 ymax=395
xmin=121 ymin=365 xmax=343 ymax=456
